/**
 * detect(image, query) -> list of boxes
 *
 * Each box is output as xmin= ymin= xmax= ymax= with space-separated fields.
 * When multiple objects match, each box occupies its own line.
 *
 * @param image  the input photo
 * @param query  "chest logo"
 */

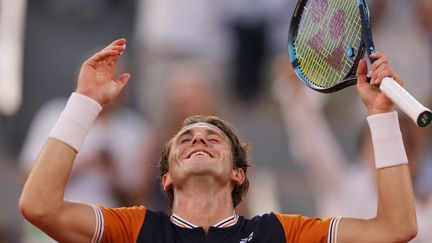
xmin=240 ymin=232 xmax=254 ymax=243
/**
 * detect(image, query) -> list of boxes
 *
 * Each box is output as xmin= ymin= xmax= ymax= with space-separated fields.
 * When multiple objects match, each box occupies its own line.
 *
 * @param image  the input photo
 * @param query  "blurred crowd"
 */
xmin=0 ymin=0 xmax=431 ymax=242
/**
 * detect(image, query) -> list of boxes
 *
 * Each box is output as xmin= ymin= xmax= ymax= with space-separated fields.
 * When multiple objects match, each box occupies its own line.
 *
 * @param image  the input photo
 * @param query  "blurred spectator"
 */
xmin=132 ymin=0 xmax=230 ymax=123
xmin=372 ymin=0 xmax=432 ymax=104
xmin=0 ymin=220 xmax=6 ymax=243
xmin=416 ymin=0 xmax=432 ymax=33
xmin=227 ymin=0 xmax=268 ymax=104
xmin=159 ymin=64 xmax=217 ymax=137
xmin=226 ymin=0 xmax=296 ymax=105
xmin=1 ymin=0 xmax=135 ymax=158
xmin=0 ymin=0 xmax=26 ymax=116
xmin=272 ymin=55 xmax=432 ymax=242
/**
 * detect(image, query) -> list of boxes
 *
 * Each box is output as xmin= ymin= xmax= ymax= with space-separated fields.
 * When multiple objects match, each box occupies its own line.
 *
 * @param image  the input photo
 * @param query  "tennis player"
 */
xmin=19 ymin=39 xmax=417 ymax=242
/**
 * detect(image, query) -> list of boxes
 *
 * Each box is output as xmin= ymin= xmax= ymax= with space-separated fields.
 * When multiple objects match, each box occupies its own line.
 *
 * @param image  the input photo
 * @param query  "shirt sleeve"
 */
xmin=92 ymin=205 xmax=147 ymax=243
xmin=274 ymin=213 xmax=342 ymax=243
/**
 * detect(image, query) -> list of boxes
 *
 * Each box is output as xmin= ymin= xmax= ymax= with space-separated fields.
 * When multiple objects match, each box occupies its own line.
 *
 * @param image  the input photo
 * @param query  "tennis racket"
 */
xmin=288 ymin=0 xmax=432 ymax=127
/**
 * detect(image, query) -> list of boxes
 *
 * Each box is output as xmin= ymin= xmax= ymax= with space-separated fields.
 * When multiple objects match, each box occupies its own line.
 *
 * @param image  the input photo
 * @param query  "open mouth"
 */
xmin=186 ymin=150 xmax=213 ymax=158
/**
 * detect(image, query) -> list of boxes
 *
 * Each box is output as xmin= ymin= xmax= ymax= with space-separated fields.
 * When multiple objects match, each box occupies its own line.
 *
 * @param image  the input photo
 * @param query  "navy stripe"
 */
xmin=172 ymin=215 xmax=197 ymax=229
xmin=95 ymin=207 xmax=103 ymax=243
xmin=214 ymin=215 xmax=235 ymax=227
xmin=328 ymin=217 xmax=336 ymax=243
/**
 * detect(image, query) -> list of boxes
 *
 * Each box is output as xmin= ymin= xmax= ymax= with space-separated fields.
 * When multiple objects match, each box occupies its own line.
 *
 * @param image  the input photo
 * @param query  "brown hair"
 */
xmin=158 ymin=115 xmax=250 ymax=208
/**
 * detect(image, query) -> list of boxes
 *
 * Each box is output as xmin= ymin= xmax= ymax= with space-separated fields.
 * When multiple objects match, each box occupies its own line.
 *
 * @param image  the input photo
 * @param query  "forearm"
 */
xmin=338 ymin=112 xmax=417 ymax=242
xmin=365 ymin=111 xmax=417 ymax=241
xmin=369 ymin=112 xmax=416 ymax=236
xmin=376 ymin=165 xmax=417 ymax=236
xmin=20 ymin=93 xmax=102 ymax=220
xmin=20 ymin=138 xmax=76 ymax=219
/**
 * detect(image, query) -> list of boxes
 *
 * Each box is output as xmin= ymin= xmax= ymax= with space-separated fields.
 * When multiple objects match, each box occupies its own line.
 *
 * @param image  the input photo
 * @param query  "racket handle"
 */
xmin=379 ymin=77 xmax=432 ymax=127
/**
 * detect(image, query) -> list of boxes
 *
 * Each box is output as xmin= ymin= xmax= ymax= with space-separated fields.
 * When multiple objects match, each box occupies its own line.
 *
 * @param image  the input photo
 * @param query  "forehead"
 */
xmin=175 ymin=122 xmax=227 ymax=139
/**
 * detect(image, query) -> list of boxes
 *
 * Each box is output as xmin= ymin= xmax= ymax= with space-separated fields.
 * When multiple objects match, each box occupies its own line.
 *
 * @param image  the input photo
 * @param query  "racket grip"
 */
xmin=379 ymin=77 xmax=432 ymax=127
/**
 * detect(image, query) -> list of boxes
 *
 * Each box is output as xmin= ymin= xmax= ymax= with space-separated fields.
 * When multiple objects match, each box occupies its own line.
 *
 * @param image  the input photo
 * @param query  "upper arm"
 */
xmin=337 ymin=218 xmax=387 ymax=243
xmin=34 ymin=201 xmax=97 ymax=243
xmin=98 ymin=206 xmax=146 ymax=242
xmin=29 ymin=203 xmax=146 ymax=243
xmin=337 ymin=217 xmax=414 ymax=243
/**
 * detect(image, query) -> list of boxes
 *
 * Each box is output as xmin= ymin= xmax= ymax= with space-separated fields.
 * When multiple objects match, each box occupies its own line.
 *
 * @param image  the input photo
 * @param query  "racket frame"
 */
xmin=288 ymin=0 xmax=365 ymax=93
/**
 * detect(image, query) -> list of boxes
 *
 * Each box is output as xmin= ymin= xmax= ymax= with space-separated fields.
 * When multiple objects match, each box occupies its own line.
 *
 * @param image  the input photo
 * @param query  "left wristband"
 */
xmin=49 ymin=92 xmax=102 ymax=152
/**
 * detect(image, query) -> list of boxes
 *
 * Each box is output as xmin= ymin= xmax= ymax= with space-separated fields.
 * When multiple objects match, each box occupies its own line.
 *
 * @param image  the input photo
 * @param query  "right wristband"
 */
xmin=367 ymin=111 xmax=408 ymax=169
xmin=48 ymin=92 xmax=102 ymax=152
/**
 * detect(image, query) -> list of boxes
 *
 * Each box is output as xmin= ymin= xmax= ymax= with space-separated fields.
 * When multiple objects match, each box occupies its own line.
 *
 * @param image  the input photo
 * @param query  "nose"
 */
xmin=192 ymin=132 xmax=207 ymax=145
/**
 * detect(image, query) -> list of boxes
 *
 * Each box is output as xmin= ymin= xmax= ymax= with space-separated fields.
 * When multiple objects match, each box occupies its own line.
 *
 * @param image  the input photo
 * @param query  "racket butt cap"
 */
xmin=417 ymin=110 xmax=432 ymax=128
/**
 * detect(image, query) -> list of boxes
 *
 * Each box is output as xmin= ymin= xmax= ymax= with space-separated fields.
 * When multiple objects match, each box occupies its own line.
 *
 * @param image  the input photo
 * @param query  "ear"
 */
xmin=162 ymin=173 xmax=174 ymax=191
xmin=231 ymin=168 xmax=245 ymax=186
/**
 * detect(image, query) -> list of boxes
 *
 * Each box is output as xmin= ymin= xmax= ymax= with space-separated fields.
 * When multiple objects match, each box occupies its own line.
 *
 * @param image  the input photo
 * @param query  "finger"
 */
xmin=370 ymin=55 xmax=388 ymax=72
xmin=369 ymin=52 xmax=382 ymax=60
xmin=371 ymin=65 xmax=402 ymax=86
xmin=112 ymin=38 xmax=126 ymax=46
xmin=107 ymin=45 xmax=125 ymax=53
xmin=106 ymin=38 xmax=126 ymax=48
xmin=88 ymin=50 xmax=119 ymax=63
xmin=357 ymin=59 xmax=368 ymax=82
xmin=371 ymin=64 xmax=388 ymax=85
xmin=377 ymin=69 xmax=402 ymax=86
xmin=103 ymin=38 xmax=126 ymax=52
xmin=100 ymin=46 xmax=125 ymax=59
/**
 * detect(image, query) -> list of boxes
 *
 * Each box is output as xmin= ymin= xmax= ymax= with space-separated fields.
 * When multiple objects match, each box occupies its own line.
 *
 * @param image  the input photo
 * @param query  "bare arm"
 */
xmin=337 ymin=53 xmax=417 ymax=242
xmin=19 ymin=38 xmax=130 ymax=242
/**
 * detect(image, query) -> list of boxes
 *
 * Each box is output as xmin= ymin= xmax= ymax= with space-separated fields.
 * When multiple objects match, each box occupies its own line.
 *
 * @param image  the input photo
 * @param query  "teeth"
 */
xmin=191 ymin=151 xmax=209 ymax=157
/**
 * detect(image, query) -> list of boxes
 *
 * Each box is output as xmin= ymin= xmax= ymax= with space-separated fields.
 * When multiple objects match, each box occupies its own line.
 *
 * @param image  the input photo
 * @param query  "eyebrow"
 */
xmin=177 ymin=129 xmax=193 ymax=138
xmin=176 ymin=126 xmax=225 ymax=140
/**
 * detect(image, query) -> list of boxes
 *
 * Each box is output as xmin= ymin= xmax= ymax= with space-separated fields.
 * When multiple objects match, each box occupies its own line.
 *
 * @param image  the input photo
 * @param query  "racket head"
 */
xmin=288 ymin=0 xmax=366 ymax=93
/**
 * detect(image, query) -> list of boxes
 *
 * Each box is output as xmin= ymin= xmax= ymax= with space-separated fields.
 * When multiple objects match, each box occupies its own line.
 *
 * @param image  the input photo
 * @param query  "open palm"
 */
xmin=76 ymin=38 xmax=130 ymax=105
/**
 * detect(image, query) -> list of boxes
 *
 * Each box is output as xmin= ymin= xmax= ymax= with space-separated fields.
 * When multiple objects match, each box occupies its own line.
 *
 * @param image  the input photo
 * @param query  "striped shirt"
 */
xmin=92 ymin=205 xmax=342 ymax=243
xmin=170 ymin=211 xmax=239 ymax=229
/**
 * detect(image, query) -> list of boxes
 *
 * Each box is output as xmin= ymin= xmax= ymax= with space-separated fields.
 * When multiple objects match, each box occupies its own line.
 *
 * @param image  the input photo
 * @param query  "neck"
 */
xmin=171 ymin=176 xmax=235 ymax=233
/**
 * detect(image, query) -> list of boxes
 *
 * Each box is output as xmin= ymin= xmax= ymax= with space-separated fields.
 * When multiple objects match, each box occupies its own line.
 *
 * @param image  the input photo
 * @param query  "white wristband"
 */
xmin=49 ymin=92 xmax=102 ymax=152
xmin=367 ymin=111 xmax=408 ymax=169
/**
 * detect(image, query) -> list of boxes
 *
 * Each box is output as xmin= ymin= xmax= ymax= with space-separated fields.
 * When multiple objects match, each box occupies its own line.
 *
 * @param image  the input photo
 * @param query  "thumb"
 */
xmin=356 ymin=59 xmax=368 ymax=84
xmin=115 ymin=73 xmax=131 ymax=90
xmin=356 ymin=59 xmax=370 ymax=93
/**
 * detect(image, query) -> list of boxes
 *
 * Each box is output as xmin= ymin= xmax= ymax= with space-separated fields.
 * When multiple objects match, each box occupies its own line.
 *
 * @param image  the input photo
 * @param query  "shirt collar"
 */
xmin=170 ymin=211 xmax=239 ymax=229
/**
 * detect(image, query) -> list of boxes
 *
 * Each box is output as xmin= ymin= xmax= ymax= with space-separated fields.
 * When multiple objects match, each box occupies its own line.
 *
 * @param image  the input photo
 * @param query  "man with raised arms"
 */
xmin=19 ymin=38 xmax=417 ymax=242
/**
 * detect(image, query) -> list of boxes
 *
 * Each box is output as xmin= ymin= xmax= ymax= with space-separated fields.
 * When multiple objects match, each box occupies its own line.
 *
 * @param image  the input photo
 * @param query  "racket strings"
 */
xmin=296 ymin=3 xmax=341 ymax=87
xmin=294 ymin=0 xmax=362 ymax=89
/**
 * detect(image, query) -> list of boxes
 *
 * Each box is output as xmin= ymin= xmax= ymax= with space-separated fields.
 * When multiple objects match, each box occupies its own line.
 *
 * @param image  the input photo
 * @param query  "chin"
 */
xmin=186 ymin=163 xmax=217 ymax=176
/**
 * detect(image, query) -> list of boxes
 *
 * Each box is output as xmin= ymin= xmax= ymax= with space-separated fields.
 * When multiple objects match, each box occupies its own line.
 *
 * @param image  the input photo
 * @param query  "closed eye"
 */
xmin=208 ymin=137 xmax=220 ymax=143
xmin=179 ymin=138 xmax=191 ymax=144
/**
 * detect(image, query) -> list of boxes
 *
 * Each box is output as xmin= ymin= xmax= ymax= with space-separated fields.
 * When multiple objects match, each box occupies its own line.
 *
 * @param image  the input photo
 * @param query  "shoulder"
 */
xmin=273 ymin=213 xmax=342 ymax=243
xmin=245 ymin=212 xmax=280 ymax=225
xmin=99 ymin=205 xmax=147 ymax=218
xmin=96 ymin=205 xmax=149 ymax=243
xmin=239 ymin=213 xmax=286 ymax=242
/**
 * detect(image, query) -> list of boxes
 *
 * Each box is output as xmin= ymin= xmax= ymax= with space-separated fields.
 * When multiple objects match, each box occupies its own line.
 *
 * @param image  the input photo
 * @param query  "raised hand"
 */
xmin=356 ymin=53 xmax=402 ymax=115
xmin=76 ymin=38 xmax=131 ymax=105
